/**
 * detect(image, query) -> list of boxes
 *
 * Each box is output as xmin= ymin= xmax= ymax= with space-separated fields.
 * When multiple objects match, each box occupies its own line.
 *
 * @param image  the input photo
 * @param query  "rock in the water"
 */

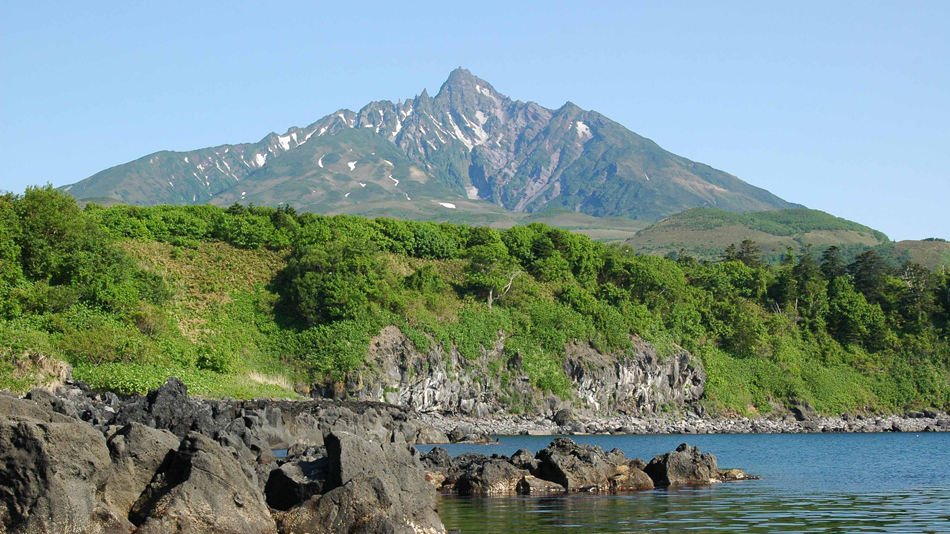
xmin=324 ymin=431 xmax=443 ymax=533
xmin=608 ymin=464 xmax=654 ymax=490
xmin=644 ymin=442 xmax=719 ymax=486
xmin=276 ymin=476 xmax=443 ymax=534
xmin=130 ymin=433 xmax=276 ymax=533
xmin=516 ymin=475 xmax=565 ymax=494
xmin=455 ymin=459 xmax=526 ymax=495
xmin=534 ymin=438 xmax=619 ymax=491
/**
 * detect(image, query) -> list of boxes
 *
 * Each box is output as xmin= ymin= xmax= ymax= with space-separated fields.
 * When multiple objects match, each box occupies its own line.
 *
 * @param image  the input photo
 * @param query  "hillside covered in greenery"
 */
xmin=2 ymin=187 xmax=948 ymax=416
xmin=628 ymin=207 xmax=893 ymax=263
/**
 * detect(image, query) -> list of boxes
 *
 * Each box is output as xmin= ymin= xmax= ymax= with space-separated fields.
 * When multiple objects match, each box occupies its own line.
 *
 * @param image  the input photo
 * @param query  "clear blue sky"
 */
xmin=2 ymin=1 xmax=947 ymax=241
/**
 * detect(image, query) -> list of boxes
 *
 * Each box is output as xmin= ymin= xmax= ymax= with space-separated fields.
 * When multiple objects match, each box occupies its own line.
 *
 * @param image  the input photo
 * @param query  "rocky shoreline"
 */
xmin=420 ymin=408 xmax=950 ymax=438
xmin=0 ymin=378 xmax=756 ymax=534
xmin=0 ymin=376 xmax=944 ymax=533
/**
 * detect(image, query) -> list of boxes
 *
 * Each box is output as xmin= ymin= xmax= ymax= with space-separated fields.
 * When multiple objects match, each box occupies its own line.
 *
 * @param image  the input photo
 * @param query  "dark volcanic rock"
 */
xmin=516 ymin=475 xmax=565 ymax=494
xmin=644 ymin=443 xmax=719 ymax=486
xmin=113 ymin=377 xmax=215 ymax=439
xmin=265 ymin=457 xmax=328 ymax=511
xmin=455 ymin=459 xmax=526 ymax=495
xmin=102 ymin=422 xmax=180 ymax=517
xmin=130 ymin=432 xmax=277 ymax=533
xmin=534 ymin=437 xmax=619 ymax=491
xmin=608 ymin=465 xmax=654 ymax=491
xmin=0 ymin=413 xmax=124 ymax=533
xmin=276 ymin=476 xmax=442 ymax=534
xmin=324 ymin=431 xmax=443 ymax=533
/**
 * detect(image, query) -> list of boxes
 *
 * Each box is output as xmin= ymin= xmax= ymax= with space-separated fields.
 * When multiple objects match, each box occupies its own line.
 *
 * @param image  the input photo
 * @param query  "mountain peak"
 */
xmin=62 ymin=70 xmax=798 ymax=223
xmin=446 ymin=67 xmax=474 ymax=83
xmin=436 ymin=67 xmax=499 ymax=103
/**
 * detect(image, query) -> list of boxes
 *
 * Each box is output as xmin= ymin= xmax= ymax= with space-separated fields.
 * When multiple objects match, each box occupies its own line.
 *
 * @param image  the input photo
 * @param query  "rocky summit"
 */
xmin=62 ymin=68 xmax=797 ymax=222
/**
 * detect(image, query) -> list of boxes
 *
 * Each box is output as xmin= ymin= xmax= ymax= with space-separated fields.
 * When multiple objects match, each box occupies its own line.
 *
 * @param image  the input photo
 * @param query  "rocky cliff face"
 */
xmin=330 ymin=326 xmax=705 ymax=418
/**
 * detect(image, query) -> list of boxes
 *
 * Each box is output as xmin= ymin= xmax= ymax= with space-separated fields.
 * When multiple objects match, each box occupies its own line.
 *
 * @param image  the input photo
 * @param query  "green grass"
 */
xmin=628 ymin=207 xmax=889 ymax=263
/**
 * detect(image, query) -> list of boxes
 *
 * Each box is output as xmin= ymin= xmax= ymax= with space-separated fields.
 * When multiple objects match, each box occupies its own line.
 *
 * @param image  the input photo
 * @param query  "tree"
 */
xmin=898 ymin=262 xmax=938 ymax=332
xmin=827 ymin=276 xmax=888 ymax=350
xmin=737 ymin=239 xmax=762 ymax=267
xmin=0 ymin=193 xmax=23 ymax=284
xmin=465 ymin=244 xmax=520 ymax=310
xmin=287 ymin=234 xmax=385 ymax=324
xmin=820 ymin=245 xmax=847 ymax=280
xmin=849 ymin=250 xmax=888 ymax=305
xmin=721 ymin=243 xmax=739 ymax=263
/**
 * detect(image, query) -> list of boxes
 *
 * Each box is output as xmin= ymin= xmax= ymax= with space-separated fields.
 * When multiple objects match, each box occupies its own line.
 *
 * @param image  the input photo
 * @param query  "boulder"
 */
xmin=130 ymin=433 xmax=276 ymax=533
xmin=553 ymin=408 xmax=573 ymax=426
xmin=644 ymin=443 xmax=719 ymax=486
xmin=0 ymin=416 xmax=123 ymax=533
xmin=516 ymin=475 xmax=565 ymax=494
xmin=0 ymin=394 xmax=75 ymax=423
xmin=113 ymin=377 xmax=214 ymax=439
xmin=455 ymin=459 xmax=526 ymax=495
xmin=534 ymin=438 xmax=619 ymax=491
xmin=276 ymin=476 xmax=444 ymax=534
xmin=420 ymin=447 xmax=454 ymax=472
xmin=510 ymin=448 xmax=540 ymax=472
xmin=608 ymin=464 xmax=654 ymax=491
xmin=264 ymin=457 xmax=328 ymax=511
xmin=415 ymin=425 xmax=450 ymax=444
xmin=102 ymin=422 xmax=181 ymax=516
xmin=324 ymin=431 xmax=443 ymax=533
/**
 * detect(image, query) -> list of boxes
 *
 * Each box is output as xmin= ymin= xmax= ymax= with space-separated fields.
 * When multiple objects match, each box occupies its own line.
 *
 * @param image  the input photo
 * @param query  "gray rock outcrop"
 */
xmin=331 ymin=326 xmax=706 ymax=419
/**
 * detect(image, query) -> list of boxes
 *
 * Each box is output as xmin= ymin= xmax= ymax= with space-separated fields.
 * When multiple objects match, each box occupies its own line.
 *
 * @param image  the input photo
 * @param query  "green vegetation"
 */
xmin=2 ymin=187 xmax=949 ymax=417
xmin=629 ymin=207 xmax=891 ymax=264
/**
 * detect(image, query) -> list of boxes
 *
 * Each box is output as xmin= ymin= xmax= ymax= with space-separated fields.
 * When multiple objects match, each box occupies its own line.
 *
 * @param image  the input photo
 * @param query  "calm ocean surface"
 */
xmin=417 ymin=433 xmax=950 ymax=533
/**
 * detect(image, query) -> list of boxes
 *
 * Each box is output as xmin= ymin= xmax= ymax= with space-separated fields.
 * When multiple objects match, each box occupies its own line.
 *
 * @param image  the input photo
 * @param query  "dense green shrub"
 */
xmin=1 ymin=188 xmax=947 ymax=414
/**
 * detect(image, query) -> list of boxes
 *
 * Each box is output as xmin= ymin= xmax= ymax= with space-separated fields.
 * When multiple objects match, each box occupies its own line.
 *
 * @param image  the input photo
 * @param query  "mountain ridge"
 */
xmin=63 ymin=68 xmax=802 ymax=222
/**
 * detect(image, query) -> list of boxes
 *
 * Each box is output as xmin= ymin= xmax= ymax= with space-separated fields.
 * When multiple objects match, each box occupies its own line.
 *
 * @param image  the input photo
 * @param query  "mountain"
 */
xmin=626 ymin=207 xmax=890 ymax=263
xmin=63 ymin=68 xmax=800 ymax=222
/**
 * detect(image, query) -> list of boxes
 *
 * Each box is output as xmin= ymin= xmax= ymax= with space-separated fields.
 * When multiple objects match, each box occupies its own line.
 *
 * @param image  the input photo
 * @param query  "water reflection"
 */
xmin=439 ymin=488 xmax=950 ymax=533
xmin=427 ymin=433 xmax=950 ymax=533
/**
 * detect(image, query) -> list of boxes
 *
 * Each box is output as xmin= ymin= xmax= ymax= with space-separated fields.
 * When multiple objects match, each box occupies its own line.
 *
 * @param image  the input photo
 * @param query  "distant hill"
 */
xmin=626 ymin=207 xmax=889 ymax=263
xmin=892 ymin=239 xmax=950 ymax=270
xmin=61 ymin=68 xmax=799 ymax=224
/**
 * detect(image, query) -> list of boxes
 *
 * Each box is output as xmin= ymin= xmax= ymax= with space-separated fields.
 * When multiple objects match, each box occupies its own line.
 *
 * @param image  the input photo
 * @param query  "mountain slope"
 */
xmin=63 ymin=68 xmax=800 ymax=222
xmin=627 ymin=207 xmax=890 ymax=262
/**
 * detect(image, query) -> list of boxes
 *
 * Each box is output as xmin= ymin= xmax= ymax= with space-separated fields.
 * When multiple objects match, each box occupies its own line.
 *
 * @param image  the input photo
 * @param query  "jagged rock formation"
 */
xmin=63 ymin=69 xmax=797 ymax=222
xmin=330 ymin=326 xmax=705 ymax=419
xmin=0 ymin=380 xmax=446 ymax=534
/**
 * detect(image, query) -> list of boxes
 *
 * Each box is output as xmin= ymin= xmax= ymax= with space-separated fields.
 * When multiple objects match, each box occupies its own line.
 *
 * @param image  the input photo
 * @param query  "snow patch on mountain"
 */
xmin=575 ymin=121 xmax=592 ymax=139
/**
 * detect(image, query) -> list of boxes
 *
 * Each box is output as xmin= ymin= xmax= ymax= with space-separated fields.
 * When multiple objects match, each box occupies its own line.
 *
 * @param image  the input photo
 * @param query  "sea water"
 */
xmin=417 ymin=432 xmax=950 ymax=533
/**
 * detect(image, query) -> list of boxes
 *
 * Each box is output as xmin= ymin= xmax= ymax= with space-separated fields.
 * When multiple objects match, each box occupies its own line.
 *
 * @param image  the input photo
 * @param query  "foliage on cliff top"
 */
xmin=1 ymin=187 xmax=949 ymax=415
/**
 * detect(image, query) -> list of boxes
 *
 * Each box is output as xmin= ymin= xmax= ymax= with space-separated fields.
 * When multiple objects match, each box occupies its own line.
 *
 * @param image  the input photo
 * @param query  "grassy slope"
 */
xmin=892 ymin=240 xmax=950 ymax=270
xmin=627 ymin=207 xmax=889 ymax=262
xmin=73 ymin=241 xmax=302 ymax=398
